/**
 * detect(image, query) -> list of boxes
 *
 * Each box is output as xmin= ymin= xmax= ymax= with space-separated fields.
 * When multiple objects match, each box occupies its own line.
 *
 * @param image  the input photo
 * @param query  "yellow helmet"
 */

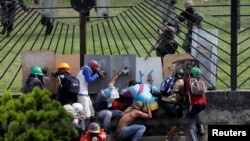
xmin=57 ymin=63 xmax=71 ymax=70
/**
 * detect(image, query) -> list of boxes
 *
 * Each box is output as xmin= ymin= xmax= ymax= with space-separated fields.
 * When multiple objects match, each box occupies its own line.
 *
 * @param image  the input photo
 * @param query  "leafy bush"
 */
xmin=0 ymin=87 xmax=78 ymax=141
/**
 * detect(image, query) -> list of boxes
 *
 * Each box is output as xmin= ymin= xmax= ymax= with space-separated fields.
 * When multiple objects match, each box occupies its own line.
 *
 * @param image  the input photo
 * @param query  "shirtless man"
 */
xmin=116 ymin=99 xmax=152 ymax=141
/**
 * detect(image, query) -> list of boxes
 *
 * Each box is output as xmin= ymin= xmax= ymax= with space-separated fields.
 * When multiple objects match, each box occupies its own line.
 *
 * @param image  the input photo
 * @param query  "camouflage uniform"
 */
xmin=0 ymin=0 xmax=27 ymax=36
xmin=177 ymin=1 xmax=203 ymax=53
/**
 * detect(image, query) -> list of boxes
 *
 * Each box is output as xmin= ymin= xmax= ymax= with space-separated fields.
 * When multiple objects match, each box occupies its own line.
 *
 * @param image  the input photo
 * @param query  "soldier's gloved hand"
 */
xmin=98 ymin=70 xmax=106 ymax=77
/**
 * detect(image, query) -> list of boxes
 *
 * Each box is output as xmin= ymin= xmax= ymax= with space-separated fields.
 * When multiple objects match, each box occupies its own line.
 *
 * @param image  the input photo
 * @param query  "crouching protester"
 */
xmin=22 ymin=66 xmax=47 ymax=94
xmin=94 ymin=69 xmax=127 ymax=133
xmin=80 ymin=122 xmax=106 ymax=141
xmin=120 ymin=79 xmax=159 ymax=113
xmin=116 ymin=99 xmax=152 ymax=141
xmin=63 ymin=103 xmax=85 ymax=141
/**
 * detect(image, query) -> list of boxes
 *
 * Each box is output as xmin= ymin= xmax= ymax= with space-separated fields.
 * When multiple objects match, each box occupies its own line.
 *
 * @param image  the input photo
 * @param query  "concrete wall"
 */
xmin=109 ymin=90 xmax=250 ymax=139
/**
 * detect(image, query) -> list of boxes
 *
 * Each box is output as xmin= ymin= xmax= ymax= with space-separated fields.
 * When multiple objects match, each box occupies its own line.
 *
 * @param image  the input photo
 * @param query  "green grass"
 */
xmin=1 ymin=0 xmax=250 ymax=91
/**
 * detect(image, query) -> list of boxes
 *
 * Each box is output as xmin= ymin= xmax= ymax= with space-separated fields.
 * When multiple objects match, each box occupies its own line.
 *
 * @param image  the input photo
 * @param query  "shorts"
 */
xmin=77 ymin=94 xmax=95 ymax=118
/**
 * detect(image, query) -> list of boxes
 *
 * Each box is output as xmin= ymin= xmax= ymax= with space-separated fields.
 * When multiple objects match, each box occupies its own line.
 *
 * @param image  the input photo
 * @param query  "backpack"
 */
xmin=61 ymin=75 xmax=80 ymax=94
xmin=160 ymin=76 xmax=176 ymax=97
xmin=189 ymin=78 xmax=206 ymax=96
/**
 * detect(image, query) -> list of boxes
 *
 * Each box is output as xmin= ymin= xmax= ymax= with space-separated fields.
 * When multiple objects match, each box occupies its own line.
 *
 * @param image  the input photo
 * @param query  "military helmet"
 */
xmin=185 ymin=0 xmax=194 ymax=8
xmin=190 ymin=66 xmax=201 ymax=78
xmin=31 ymin=66 xmax=44 ymax=76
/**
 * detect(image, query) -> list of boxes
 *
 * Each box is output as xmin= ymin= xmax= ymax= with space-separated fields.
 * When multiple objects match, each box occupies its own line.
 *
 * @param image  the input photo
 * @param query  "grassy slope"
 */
xmin=1 ymin=0 xmax=250 ymax=91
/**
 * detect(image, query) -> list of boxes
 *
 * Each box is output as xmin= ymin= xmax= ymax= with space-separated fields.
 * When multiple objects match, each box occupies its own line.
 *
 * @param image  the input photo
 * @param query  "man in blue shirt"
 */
xmin=94 ymin=69 xmax=127 ymax=133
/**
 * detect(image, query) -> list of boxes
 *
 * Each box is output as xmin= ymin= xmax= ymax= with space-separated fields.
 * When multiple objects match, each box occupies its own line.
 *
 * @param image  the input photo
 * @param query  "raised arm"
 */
xmin=145 ymin=98 xmax=152 ymax=118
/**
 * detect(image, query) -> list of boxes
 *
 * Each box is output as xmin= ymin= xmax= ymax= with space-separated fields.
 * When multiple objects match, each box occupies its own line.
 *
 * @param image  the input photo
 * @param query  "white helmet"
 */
xmin=72 ymin=103 xmax=83 ymax=113
xmin=185 ymin=0 xmax=194 ymax=8
xmin=63 ymin=104 xmax=75 ymax=115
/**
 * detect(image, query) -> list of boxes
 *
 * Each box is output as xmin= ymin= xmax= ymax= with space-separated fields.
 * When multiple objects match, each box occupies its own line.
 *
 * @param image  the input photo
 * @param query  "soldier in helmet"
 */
xmin=34 ymin=0 xmax=56 ymax=36
xmin=177 ymin=0 xmax=203 ymax=53
xmin=22 ymin=66 xmax=46 ymax=94
xmin=0 ymin=0 xmax=28 ymax=37
xmin=151 ymin=22 xmax=178 ymax=63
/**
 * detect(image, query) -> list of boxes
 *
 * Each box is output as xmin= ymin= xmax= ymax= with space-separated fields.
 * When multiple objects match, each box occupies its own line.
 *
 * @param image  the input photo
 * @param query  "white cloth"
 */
xmin=77 ymin=95 xmax=95 ymax=118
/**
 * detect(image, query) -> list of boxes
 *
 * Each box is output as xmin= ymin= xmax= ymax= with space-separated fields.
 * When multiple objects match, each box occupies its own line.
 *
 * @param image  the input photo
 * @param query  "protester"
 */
xmin=80 ymin=122 xmax=107 ymax=141
xmin=63 ymin=103 xmax=85 ymax=141
xmin=116 ymin=99 xmax=152 ymax=141
xmin=158 ymin=69 xmax=186 ymax=141
xmin=53 ymin=62 xmax=79 ymax=105
xmin=184 ymin=66 xmax=207 ymax=141
xmin=22 ymin=66 xmax=46 ymax=94
xmin=120 ymin=79 xmax=159 ymax=113
xmin=76 ymin=60 xmax=105 ymax=120
xmin=0 ymin=0 xmax=28 ymax=37
xmin=94 ymin=69 xmax=127 ymax=133
xmin=177 ymin=0 xmax=203 ymax=53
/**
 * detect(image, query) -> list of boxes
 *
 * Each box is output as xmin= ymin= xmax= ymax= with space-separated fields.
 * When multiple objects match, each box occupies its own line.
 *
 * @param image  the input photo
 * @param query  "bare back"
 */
xmin=116 ymin=101 xmax=152 ymax=133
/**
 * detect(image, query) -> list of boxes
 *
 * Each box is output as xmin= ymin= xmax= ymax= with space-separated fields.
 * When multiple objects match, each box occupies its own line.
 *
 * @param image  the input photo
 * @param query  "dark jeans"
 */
xmin=187 ymin=104 xmax=206 ymax=140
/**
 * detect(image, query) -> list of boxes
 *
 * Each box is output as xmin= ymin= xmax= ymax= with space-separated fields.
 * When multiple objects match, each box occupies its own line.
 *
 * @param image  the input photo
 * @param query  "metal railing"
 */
xmin=0 ymin=0 xmax=249 ymax=92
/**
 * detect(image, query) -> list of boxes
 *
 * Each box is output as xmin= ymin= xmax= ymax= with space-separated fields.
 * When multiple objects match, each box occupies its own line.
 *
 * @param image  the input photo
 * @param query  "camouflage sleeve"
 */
xmin=177 ymin=12 xmax=186 ymax=22
xmin=193 ymin=11 xmax=203 ymax=26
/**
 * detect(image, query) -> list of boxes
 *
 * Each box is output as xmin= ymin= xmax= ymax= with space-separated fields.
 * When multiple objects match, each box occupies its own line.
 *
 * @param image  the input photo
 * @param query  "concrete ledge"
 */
xmin=106 ymin=135 xmax=208 ymax=141
xmin=140 ymin=136 xmax=207 ymax=141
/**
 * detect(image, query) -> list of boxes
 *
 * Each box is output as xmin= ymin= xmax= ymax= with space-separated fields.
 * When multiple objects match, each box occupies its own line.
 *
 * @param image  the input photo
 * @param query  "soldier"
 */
xmin=149 ymin=22 xmax=178 ymax=63
xmin=177 ymin=0 xmax=203 ymax=53
xmin=0 ymin=0 xmax=28 ymax=37
xmin=34 ymin=0 xmax=56 ymax=36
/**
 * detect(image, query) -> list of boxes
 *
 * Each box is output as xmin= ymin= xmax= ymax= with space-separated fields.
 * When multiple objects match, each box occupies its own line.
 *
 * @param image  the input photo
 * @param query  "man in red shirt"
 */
xmin=184 ymin=66 xmax=207 ymax=141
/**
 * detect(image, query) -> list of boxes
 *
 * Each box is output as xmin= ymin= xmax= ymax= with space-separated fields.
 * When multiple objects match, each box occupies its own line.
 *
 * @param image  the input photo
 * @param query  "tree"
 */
xmin=0 ymin=87 xmax=78 ymax=141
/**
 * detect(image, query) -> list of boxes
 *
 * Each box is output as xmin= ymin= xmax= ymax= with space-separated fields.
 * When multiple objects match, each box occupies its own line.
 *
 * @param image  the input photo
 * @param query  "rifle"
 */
xmin=144 ymin=36 xmax=163 ymax=60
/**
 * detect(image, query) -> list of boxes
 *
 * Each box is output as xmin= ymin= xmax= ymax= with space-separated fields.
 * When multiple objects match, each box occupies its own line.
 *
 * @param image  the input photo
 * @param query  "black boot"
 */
xmin=6 ymin=24 xmax=13 ymax=37
xmin=45 ymin=25 xmax=53 ymax=36
xmin=6 ymin=29 xmax=13 ymax=37
xmin=0 ymin=28 xmax=6 ymax=35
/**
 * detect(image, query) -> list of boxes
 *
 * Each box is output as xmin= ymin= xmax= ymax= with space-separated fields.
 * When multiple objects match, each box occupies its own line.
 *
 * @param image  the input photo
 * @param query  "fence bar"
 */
xmin=231 ymin=0 xmax=238 ymax=90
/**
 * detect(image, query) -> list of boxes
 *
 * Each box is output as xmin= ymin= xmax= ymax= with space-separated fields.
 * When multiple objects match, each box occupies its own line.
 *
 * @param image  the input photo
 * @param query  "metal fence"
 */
xmin=0 ymin=0 xmax=249 ymax=92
